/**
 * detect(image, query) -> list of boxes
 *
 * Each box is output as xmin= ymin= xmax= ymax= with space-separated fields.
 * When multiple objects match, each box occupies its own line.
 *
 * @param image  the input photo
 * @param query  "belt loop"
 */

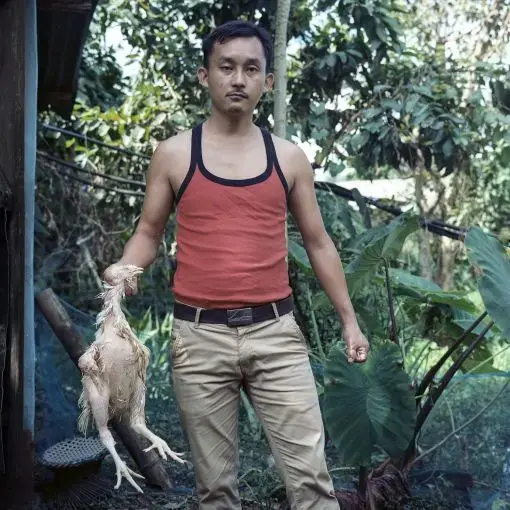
xmin=194 ymin=307 xmax=203 ymax=328
xmin=272 ymin=302 xmax=280 ymax=321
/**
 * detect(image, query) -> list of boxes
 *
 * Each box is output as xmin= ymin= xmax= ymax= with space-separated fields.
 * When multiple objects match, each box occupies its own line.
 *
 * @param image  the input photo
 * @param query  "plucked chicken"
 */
xmin=77 ymin=264 xmax=184 ymax=493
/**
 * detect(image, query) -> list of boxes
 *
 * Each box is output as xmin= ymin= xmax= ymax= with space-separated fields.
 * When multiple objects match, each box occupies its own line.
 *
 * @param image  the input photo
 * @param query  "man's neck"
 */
xmin=205 ymin=109 xmax=255 ymax=137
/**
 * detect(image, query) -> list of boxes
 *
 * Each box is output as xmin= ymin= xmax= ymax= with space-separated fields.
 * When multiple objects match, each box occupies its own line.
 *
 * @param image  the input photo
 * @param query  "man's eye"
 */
xmin=221 ymin=66 xmax=232 ymax=71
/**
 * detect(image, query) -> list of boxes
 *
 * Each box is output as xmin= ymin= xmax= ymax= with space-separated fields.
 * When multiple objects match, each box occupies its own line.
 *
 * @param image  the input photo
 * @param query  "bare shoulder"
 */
xmin=150 ymin=129 xmax=193 ymax=192
xmin=154 ymin=129 xmax=192 ymax=166
xmin=270 ymin=134 xmax=312 ymax=190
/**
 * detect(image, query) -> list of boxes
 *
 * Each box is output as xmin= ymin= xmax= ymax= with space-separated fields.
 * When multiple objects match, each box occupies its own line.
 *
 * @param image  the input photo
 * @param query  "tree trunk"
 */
xmin=273 ymin=0 xmax=292 ymax=138
xmin=415 ymin=165 xmax=433 ymax=281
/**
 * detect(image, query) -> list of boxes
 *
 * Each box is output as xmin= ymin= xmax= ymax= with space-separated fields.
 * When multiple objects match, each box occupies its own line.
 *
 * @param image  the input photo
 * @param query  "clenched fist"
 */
xmin=103 ymin=262 xmax=140 ymax=297
xmin=343 ymin=324 xmax=370 ymax=363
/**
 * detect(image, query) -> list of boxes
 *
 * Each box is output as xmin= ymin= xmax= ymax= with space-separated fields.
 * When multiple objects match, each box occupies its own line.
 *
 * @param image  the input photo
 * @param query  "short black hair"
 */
xmin=202 ymin=20 xmax=273 ymax=73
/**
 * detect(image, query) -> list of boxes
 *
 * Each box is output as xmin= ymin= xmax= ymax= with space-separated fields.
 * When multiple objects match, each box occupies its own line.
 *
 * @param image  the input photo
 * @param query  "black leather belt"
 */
xmin=174 ymin=295 xmax=294 ymax=327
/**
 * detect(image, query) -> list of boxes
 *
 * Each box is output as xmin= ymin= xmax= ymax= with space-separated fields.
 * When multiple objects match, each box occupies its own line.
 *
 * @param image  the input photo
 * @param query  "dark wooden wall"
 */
xmin=0 ymin=0 xmax=33 ymax=505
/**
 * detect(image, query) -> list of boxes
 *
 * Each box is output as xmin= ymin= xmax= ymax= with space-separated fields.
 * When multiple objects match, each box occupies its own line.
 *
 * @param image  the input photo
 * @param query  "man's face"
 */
xmin=198 ymin=36 xmax=273 ymax=116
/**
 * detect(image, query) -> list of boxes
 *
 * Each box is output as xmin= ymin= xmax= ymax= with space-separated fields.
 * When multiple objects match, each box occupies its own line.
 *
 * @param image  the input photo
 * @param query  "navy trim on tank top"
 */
xmin=175 ymin=123 xmax=290 ymax=205
xmin=262 ymin=129 xmax=289 ymax=198
xmin=197 ymin=123 xmax=272 ymax=186
xmin=175 ymin=126 xmax=199 ymax=205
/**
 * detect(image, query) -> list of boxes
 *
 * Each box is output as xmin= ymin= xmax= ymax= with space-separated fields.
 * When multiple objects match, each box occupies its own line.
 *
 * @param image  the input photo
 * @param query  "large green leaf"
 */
xmin=465 ymin=227 xmax=510 ymax=338
xmin=345 ymin=212 xmax=420 ymax=296
xmin=378 ymin=269 xmax=478 ymax=313
xmin=388 ymin=268 xmax=441 ymax=292
xmin=323 ymin=342 xmax=416 ymax=467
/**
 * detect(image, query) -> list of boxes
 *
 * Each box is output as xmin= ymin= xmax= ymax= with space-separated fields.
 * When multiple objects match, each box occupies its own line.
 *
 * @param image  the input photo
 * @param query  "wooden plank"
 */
xmin=37 ymin=0 xmax=99 ymax=117
xmin=0 ymin=190 xmax=12 ymax=210
xmin=0 ymin=322 xmax=5 ymax=474
xmin=0 ymin=210 xmax=8 ymax=474
xmin=0 ymin=0 xmax=33 ymax=505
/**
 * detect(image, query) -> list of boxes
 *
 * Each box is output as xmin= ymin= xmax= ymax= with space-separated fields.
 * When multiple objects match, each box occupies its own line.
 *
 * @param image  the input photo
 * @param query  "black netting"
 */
xmin=35 ymin=296 xmax=96 ymax=455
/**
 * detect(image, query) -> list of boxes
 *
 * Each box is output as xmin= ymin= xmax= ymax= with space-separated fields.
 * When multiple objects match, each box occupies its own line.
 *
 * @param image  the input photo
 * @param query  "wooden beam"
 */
xmin=37 ymin=0 xmax=95 ymax=12
xmin=0 ymin=0 xmax=33 ymax=505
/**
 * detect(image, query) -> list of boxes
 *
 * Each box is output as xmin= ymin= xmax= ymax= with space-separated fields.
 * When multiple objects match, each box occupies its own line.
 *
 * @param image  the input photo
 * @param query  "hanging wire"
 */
xmin=37 ymin=151 xmax=146 ymax=188
xmin=39 ymin=123 xmax=152 ymax=161
xmin=314 ymin=181 xmax=466 ymax=241
xmin=39 ymin=158 xmax=145 ymax=197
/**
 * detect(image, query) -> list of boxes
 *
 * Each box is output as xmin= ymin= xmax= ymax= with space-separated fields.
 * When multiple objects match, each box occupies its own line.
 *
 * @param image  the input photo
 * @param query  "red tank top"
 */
xmin=172 ymin=123 xmax=292 ymax=309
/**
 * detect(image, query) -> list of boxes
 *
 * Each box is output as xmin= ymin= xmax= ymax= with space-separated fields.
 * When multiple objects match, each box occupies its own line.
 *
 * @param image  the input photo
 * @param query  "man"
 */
xmin=104 ymin=19 xmax=369 ymax=510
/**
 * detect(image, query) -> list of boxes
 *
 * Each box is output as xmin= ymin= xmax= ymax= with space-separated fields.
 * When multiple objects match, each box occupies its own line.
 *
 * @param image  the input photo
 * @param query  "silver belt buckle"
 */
xmin=227 ymin=307 xmax=253 ymax=327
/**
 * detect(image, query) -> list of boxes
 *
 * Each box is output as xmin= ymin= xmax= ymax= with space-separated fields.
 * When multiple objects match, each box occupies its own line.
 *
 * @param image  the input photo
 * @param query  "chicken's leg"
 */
xmin=83 ymin=375 xmax=145 ymax=493
xmin=130 ymin=380 xmax=185 ymax=464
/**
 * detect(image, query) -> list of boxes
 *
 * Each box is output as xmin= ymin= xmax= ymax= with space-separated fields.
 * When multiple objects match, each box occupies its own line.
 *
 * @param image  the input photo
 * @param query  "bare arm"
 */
xmin=288 ymin=147 xmax=356 ymax=327
xmin=118 ymin=141 xmax=174 ymax=268
xmin=103 ymin=141 xmax=175 ymax=292
xmin=288 ymin=145 xmax=369 ymax=361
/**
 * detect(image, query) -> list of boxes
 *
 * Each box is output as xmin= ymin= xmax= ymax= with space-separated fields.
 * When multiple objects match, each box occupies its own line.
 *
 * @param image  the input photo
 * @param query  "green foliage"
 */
xmin=418 ymin=374 xmax=510 ymax=489
xmin=34 ymin=2 xmax=510 ymax=502
xmin=128 ymin=309 xmax=174 ymax=401
xmin=344 ymin=211 xmax=420 ymax=296
xmin=452 ymin=309 xmax=497 ymax=340
xmin=287 ymin=238 xmax=312 ymax=274
xmin=345 ymin=77 xmax=472 ymax=177
xmin=465 ymin=227 xmax=510 ymax=339
xmin=324 ymin=342 xmax=415 ymax=467
xmin=78 ymin=2 xmax=127 ymax=110
xmin=381 ymin=269 xmax=478 ymax=313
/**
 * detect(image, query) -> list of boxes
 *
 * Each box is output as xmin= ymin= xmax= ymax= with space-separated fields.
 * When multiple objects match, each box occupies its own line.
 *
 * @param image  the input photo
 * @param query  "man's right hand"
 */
xmin=103 ymin=262 xmax=139 ymax=296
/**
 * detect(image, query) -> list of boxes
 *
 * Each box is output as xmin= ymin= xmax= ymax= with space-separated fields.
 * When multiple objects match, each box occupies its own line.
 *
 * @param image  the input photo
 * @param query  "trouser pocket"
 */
xmin=170 ymin=318 xmax=190 ymax=368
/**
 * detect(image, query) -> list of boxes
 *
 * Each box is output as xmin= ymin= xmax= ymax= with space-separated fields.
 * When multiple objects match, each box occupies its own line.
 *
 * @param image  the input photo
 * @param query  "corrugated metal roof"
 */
xmin=37 ymin=0 xmax=99 ymax=117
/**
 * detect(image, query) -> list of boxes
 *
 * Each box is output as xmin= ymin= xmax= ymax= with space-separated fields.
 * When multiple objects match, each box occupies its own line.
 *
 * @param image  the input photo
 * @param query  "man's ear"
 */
xmin=197 ymin=67 xmax=209 ymax=88
xmin=264 ymin=73 xmax=274 ymax=93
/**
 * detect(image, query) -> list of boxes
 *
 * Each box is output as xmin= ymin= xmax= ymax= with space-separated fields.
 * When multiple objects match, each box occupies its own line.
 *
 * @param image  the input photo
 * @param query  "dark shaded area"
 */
xmin=37 ymin=0 xmax=99 ymax=117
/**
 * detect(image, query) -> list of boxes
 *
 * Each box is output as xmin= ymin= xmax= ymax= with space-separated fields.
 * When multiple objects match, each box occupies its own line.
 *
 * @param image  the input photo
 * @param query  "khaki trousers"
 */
xmin=170 ymin=309 xmax=340 ymax=510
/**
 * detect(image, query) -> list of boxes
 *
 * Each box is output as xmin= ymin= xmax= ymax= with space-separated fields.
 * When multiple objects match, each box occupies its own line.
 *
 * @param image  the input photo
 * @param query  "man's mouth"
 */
xmin=227 ymin=92 xmax=248 ymax=99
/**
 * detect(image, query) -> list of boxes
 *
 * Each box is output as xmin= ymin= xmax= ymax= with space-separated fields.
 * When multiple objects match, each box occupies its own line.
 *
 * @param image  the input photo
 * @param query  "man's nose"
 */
xmin=232 ymin=69 xmax=246 ymax=87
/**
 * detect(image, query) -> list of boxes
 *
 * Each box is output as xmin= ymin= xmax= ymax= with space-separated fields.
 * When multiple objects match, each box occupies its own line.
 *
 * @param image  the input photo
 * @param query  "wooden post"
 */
xmin=0 ymin=0 xmax=34 ymax=506
xmin=35 ymin=288 xmax=173 ymax=490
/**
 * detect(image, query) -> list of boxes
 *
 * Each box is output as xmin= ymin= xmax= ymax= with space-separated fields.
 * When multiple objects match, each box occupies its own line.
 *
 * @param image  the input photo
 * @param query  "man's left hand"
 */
xmin=343 ymin=324 xmax=370 ymax=364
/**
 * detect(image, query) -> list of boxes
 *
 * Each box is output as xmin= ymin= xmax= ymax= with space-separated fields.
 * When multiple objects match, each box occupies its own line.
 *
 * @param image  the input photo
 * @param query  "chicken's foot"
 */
xmin=83 ymin=376 xmax=145 ymax=493
xmin=133 ymin=423 xmax=185 ymax=463
xmin=130 ymin=382 xmax=185 ymax=464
